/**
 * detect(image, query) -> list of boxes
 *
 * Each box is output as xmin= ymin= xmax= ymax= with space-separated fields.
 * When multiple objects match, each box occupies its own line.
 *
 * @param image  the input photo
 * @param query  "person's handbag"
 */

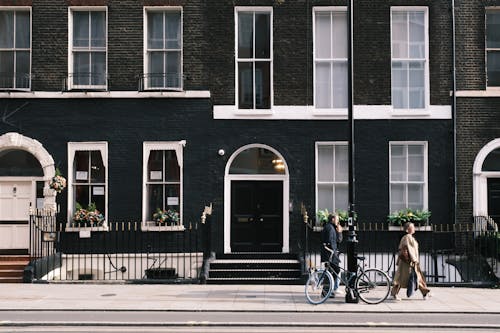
xmin=399 ymin=246 xmax=410 ymax=264
xmin=406 ymin=265 xmax=419 ymax=297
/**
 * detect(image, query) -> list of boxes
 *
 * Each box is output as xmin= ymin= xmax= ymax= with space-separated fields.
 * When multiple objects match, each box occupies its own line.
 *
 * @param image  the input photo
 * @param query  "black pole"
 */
xmin=346 ymin=0 xmax=359 ymax=303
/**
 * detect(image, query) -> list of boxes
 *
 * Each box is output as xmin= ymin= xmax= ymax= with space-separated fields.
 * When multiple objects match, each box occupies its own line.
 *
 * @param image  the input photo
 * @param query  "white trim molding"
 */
xmin=142 ymin=141 xmax=185 ymax=232
xmin=473 ymin=138 xmax=500 ymax=216
xmin=213 ymin=105 xmax=451 ymax=120
xmin=67 ymin=141 xmax=109 ymax=231
xmin=224 ymin=144 xmax=289 ymax=254
xmin=456 ymin=90 xmax=500 ymax=98
xmin=0 ymin=90 xmax=210 ymax=99
xmin=0 ymin=132 xmax=56 ymax=210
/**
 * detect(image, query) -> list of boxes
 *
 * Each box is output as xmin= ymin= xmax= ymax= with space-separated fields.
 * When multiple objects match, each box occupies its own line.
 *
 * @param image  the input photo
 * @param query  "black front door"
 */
xmin=488 ymin=178 xmax=500 ymax=224
xmin=231 ymin=180 xmax=283 ymax=252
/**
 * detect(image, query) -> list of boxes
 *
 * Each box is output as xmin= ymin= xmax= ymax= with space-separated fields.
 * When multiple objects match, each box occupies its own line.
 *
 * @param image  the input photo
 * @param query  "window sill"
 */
xmin=141 ymin=223 xmax=186 ymax=232
xmin=388 ymin=225 xmax=432 ymax=232
xmin=391 ymin=108 xmax=431 ymax=117
xmin=65 ymin=225 xmax=109 ymax=232
xmin=213 ymin=105 xmax=451 ymax=120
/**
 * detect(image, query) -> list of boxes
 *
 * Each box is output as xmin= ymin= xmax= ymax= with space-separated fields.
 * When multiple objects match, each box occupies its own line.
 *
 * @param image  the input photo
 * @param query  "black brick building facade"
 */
xmin=0 ymin=1 xmax=455 ymax=256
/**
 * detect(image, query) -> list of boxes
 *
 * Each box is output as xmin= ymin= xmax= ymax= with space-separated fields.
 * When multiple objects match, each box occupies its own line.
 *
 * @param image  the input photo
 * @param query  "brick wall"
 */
xmin=455 ymin=1 xmax=500 ymax=224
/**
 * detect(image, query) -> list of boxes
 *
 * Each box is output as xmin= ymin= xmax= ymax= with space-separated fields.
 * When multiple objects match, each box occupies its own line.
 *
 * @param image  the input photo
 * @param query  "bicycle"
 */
xmin=305 ymin=246 xmax=391 ymax=305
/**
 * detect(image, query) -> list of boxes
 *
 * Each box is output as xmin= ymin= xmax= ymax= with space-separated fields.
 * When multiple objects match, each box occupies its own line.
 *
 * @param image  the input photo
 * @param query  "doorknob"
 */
xmin=259 ymin=218 xmax=264 ymax=222
xmin=249 ymin=217 xmax=254 ymax=222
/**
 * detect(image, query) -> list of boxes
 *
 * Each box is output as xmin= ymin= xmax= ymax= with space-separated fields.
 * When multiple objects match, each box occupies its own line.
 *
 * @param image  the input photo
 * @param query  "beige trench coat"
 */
xmin=391 ymin=233 xmax=430 ymax=296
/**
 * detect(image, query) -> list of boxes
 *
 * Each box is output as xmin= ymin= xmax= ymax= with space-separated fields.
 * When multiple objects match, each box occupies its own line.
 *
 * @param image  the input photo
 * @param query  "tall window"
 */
xmin=389 ymin=142 xmax=427 ymax=212
xmin=68 ymin=142 xmax=108 ymax=226
xmin=0 ymin=10 xmax=30 ymax=90
xmin=69 ymin=8 xmax=107 ymax=89
xmin=145 ymin=8 xmax=182 ymax=90
xmin=314 ymin=8 xmax=347 ymax=109
xmin=486 ymin=9 xmax=500 ymax=87
xmin=236 ymin=8 xmax=272 ymax=109
xmin=143 ymin=142 xmax=183 ymax=227
xmin=391 ymin=8 xmax=427 ymax=109
xmin=316 ymin=143 xmax=348 ymax=213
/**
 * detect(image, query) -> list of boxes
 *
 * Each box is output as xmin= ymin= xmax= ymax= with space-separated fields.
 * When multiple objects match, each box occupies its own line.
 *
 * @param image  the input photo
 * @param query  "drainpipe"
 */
xmin=452 ymin=0 xmax=457 ymax=225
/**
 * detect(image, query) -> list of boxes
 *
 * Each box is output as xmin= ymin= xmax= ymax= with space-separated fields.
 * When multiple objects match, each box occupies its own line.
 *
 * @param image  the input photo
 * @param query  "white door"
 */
xmin=0 ymin=180 xmax=32 ymax=250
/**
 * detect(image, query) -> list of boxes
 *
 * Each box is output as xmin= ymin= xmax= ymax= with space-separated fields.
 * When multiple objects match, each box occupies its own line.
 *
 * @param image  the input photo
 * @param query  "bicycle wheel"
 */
xmin=305 ymin=269 xmax=333 ymax=305
xmin=355 ymin=268 xmax=391 ymax=304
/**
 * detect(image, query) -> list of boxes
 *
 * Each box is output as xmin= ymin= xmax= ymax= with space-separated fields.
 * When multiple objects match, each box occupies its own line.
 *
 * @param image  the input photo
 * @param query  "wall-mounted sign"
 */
xmin=167 ymin=197 xmax=179 ymax=205
xmin=76 ymin=171 xmax=88 ymax=180
xmin=93 ymin=187 xmax=105 ymax=195
xmin=79 ymin=230 xmax=91 ymax=238
xmin=150 ymin=171 xmax=162 ymax=180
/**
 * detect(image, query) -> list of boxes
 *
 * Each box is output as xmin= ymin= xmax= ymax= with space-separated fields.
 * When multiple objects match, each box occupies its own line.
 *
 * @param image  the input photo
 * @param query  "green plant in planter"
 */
xmin=317 ymin=209 xmax=356 ymax=227
xmin=73 ymin=202 xmax=105 ymax=227
xmin=153 ymin=208 xmax=180 ymax=226
xmin=387 ymin=208 xmax=431 ymax=227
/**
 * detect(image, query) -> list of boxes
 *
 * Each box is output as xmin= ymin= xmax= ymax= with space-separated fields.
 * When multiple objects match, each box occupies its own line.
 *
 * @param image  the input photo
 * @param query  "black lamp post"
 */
xmin=345 ymin=0 xmax=359 ymax=303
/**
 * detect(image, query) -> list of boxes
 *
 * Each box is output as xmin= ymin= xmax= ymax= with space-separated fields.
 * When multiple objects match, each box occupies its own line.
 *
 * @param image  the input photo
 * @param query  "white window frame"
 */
xmin=485 ymin=7 xmax=500 ymax=89
xmin=0 ymin=7 xmax=32 ymax=91
xmin=143 ymin=6 xmax=183 ymax=91
xmin=68 ymin=6 xmax=108 ymax=91
xmin=312 ymin=6 xmax=348 ymax=114
xmin=315 ymin=142 xmax=349 ymax=214
xmin=235 ymin=6 xmax=273 ymax=113
xmin=389 ymin=141 xmax=428 ymax=213
xmin=142 ymin=141 xmax=185 ymax=231
xmin=390 ymin=7 xmax=429 ymax=114
xmin=67 ymin=142 xmax=108 ymax=231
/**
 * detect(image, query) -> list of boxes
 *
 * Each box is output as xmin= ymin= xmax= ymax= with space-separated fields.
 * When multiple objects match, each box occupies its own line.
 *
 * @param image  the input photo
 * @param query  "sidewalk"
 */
xmin=0 ymin=283 xmax=499 ymax=313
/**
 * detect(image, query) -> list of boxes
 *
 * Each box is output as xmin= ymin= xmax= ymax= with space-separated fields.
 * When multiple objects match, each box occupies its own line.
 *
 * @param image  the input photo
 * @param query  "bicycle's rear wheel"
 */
xmin=355 ymin=268 xmax=390 ymax=304
xmin=305 ymin=269 xmax=333 ymax=305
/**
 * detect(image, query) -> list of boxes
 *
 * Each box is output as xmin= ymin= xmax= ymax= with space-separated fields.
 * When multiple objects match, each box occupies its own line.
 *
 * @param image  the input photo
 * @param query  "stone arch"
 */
xmin=472 ymin=138 xmax=500 ymax=217
xmin=0 ymin=132 xmax=57 ymax=210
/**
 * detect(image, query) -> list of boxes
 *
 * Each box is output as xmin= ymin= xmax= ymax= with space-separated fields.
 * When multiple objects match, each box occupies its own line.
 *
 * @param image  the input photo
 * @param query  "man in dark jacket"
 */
xmin=321 ymin=214 xmax=342 ymax=296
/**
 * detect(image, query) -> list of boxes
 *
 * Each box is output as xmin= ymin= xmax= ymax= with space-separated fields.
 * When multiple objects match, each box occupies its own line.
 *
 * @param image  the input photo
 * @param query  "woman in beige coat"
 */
xmin=390 ymin=222 xmax=431 ymax=300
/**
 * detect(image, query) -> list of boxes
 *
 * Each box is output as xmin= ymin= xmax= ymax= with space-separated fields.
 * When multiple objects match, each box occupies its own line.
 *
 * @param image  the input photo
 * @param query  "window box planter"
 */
xmin=388 ymin=225 xmax=432 ymax=232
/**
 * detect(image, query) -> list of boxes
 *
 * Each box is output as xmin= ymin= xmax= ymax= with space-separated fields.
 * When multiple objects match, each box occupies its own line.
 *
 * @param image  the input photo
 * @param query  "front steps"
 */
xmin=206 ymin=253 xmax=303 ymax=284
xmin=0 ymin=255 xmax=30 ymax=283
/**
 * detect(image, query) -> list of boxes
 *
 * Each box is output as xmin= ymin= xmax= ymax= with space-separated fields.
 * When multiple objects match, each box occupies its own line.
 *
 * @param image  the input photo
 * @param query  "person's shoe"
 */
xmin=423 ymin=292 xmax=432 ymax=300
xmin=334 ymin=289 xmax=345 ymax=296
xmin=392 ymin=295 xmax=401 ymax=301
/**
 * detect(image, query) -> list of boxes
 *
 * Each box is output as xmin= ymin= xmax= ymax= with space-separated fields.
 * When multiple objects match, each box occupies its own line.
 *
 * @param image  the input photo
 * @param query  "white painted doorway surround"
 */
xmin=0 ymin=132 xmax=56 ymax=252
xmin=223 ymin=144 xmax=290 ymax=253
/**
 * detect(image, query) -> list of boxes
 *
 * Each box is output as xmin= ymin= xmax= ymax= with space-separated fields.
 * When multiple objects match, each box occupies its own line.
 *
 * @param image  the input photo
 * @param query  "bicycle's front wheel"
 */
xmin=355 ymin=268 xmax=391 ymax=304
xmin=305 ymin=269 xmax=333 ymax=305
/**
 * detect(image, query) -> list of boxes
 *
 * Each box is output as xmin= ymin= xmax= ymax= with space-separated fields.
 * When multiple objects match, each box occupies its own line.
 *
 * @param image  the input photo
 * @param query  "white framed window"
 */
xmin=315 ymin=142 xmax=349 ymax=213
xmin=143 ymin=7 xmax=182 ymax=91
xmin=0 ymin=8 xmax=31 ymax=90
xmin=391 ymin=7 xmax=428 ymax=110
xmin=389 ymin=142 xmax=427 ymax=212
xmin=313 ymin=7 xmax=347 ymax=109
xmin=68 ymin=7 xmax=107 ymax=90
xmin=235 ymin=7 xmax=272 ymax=110
xmin=142 ymin=142 xmax=184 ymax=231
xmin=67 ymin=142 xmax=108 ymax=230
xmin=486 ymin=8 xmax=500 ymax=88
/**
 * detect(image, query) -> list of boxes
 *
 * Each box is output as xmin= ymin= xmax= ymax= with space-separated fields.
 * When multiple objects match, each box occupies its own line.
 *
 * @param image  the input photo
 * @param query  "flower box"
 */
xmin=388 ymin=225 xmax=432 ymax=232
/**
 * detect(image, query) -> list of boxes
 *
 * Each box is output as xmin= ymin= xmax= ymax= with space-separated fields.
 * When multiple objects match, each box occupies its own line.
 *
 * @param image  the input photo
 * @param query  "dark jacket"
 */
xmin=321 ymin=222 xmax=339 ymax=263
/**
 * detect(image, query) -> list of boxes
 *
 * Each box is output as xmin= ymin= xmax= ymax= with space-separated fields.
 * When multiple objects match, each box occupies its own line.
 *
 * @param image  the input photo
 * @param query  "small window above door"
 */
xmin=229 ymin=147 xmax=285 ymax=175
xmin=0 ymin=149 xmax=43 ymax=176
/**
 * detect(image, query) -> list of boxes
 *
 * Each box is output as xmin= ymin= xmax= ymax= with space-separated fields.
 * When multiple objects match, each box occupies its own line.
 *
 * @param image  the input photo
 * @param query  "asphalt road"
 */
xmin=0 ymin=310 xmax=499 ymax=332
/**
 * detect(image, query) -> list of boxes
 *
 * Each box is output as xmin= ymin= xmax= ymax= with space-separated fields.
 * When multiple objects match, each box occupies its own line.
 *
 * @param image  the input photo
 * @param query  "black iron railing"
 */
xmin=301 ymin=218 xmax=499 ymax=287
xmin=28 ymin=210 xmax=204 ymax=283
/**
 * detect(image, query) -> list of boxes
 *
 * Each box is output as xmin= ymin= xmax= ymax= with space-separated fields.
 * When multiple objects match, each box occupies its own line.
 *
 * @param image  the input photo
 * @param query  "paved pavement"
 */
xmin=0 ymin=283 xmax=499 ymax=313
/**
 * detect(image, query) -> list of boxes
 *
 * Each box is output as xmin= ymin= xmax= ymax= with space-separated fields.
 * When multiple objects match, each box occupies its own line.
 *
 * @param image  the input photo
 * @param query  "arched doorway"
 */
xmin=0 ymin=132 xmax=56 ymax=253
xmin=473 ymin=139 xmax=500 ymax=225
xmin=224 ymin=144 xmax=289 ymax=253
